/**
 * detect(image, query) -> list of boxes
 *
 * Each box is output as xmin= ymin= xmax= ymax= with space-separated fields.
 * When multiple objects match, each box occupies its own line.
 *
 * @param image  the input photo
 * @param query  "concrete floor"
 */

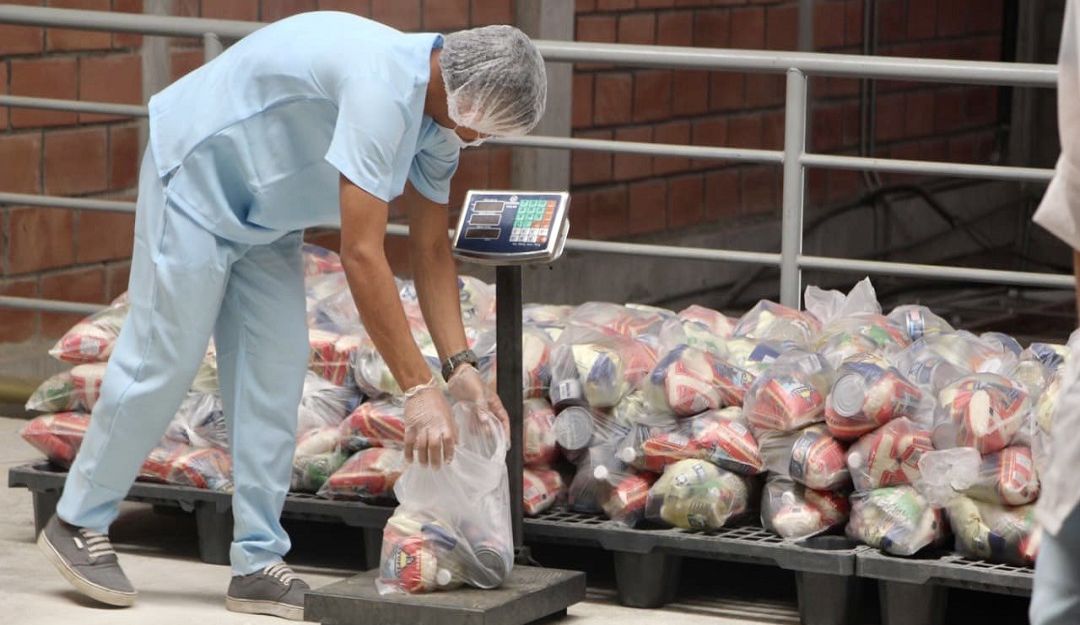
xmin=1 ymin=415 xmax=796 ymax=625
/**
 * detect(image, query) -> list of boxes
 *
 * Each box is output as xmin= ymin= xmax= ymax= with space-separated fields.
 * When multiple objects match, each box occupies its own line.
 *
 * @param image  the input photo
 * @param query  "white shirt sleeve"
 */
xmin=324 ymin=77 xmax=409 ymax=203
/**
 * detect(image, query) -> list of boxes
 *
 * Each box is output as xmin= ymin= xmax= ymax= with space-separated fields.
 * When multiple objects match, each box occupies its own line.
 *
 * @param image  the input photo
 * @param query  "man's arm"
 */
xmin=1074 ymin=250 xmax=1080 ymax=319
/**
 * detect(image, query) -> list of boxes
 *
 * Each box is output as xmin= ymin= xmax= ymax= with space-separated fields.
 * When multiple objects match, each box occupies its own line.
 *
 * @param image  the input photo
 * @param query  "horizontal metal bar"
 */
xmin=0 ymin=192 xmax=136 ymax=213
xmin=799 ymin=255 xmax=1073 ymax=289
xmin=0 ymin=295 xmax=104 ymax=315
xmin=490 ymin=135 xmax=783 ymax=164
xmin=801 ymin=153 xmax=1054 ymax=183
xmin=0 ymin=94 xmax=147 ymax=118
xmin=0 ymin=6 xmax=1057 ymax=87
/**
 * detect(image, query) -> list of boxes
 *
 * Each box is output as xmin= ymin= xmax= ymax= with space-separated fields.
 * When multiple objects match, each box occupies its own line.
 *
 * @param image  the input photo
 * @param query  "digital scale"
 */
xmin=306 ymin=191 xmax=583 ymax=625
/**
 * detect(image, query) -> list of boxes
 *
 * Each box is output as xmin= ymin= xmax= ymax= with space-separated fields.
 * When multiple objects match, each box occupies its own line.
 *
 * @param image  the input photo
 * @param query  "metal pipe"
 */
xmin=0 ymin=295 xmax=105 ymax=315
xmin=0 ymin=5 xmax=1058 ymax=86
xmin=801 ymin=153 xmax=1053 ymax=183
xmin=0 ymin=95 xmax=147 ymax=118
xmin=203 ymin=32 xmax=224 ymax=61
xmin=798 ymin=255 xmax=1073 ymax=289
xmin=0 ymin=192 xmax=136 ymax=213
xmin=780 ymin=69 xmax=808 ymax=308
xmin=489 ymin=134 xmax=783 ymax=164
xmin=798 ymin=0 xmax=814 ymax=52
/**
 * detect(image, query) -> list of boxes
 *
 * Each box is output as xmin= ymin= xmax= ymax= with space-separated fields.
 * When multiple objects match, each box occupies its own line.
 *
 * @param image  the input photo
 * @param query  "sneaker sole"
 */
xmin=225 ymin=596 xmax=304 ymax=621
xmin=37 ymin=531 xmax=137 ymax=607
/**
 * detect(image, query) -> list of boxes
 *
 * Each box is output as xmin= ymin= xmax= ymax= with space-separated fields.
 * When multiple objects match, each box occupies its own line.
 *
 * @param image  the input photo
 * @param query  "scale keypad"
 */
xmin=510 ymin=199 xmax=555 ymax=245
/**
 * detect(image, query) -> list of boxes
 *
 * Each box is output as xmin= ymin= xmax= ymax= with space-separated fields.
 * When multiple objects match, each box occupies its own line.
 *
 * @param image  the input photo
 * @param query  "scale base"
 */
xmin=305 ymin=566 xmax=586 ymax=625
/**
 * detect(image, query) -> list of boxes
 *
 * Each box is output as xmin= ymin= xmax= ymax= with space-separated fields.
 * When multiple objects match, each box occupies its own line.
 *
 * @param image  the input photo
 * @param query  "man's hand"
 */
xmin=448 ymin=364 xmax=511 ymax=440
xmin=403 ymin=378 xmax=457 ymax=467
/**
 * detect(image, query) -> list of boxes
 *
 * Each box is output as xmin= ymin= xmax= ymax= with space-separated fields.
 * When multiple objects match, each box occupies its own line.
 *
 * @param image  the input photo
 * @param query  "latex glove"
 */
xmin=403 ymin=377 xmax=457 ymax=468
xmin=448 ymin=364 xmax=511 ymax=440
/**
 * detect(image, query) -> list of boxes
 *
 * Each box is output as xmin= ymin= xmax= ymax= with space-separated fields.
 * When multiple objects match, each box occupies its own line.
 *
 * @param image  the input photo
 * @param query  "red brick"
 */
xmin=691 ymin=116 xmax=726 ymax=147
xmin=974 ymin=36 xmax=1002 ymax=62
xmin=471 ymin=0 xmax=511 ymax=25
xmin=812 ymin=1 xmax=845 ymax=49
xmin=904 ymin=91 xmax=935 ymax=137
xmin=262 ymin=0 xmax=318 ymax=21
xmin=878 ymin=0 xmax=905 ymax=43
xmin=840 ymin=101 xmax=860 ymax=147
xmin=597 ymin=0 xmax=634 ymax=10
xmin=638 ymin=0 xmax=676 ymax=8
xmin=594 ymin=72 xmax=633 ymax=125
xmin=742 ymin=166 xmax=778 ymax=215
xmin=41 ymin=267 xmax=107 ymax=338
xmin=657 ymin=10 xmax=693 ymax=46
xmin=653 ymin=121 xmax=691 ymax=175
xmin=170 ymin=49 xmax=204 ymax=81
xmin=812 ymin=105 xmax=844 ymax=152
xmin=744 ymin=73 xmax=783 ymax=107
xmin=0 ymin=0 xmax=44 ymax=56
xmin=205 ymin=0 xmax=262 ymax=19
xmin=78 ymin=54 xmax=143 ymax=123
xmin=0 ymin=133 xmax=42 ymax=194
xmin=0 ymin=63 xmax=7 ymax=131
xmin=572 ymin=73 xmax=593 ymax=129
xmin=667 ymin=70 xmax=708 ymax=117
xmin=728 ymin=115 xmax=762 ymax=149
xmin=827 ymin=169 xmax=861 ymax=203
xmin=0 ymin=278 xmax=38 ymax=342
xmin=44 ymin=128 xmax=108 ymax=195
xmin=937 ymin=0 xmax=967 ymax=37
xmin=627 ymin=179 xmax=668 ymax=235
xmin=705 ymin=168 xmax=739 ymax=220
xmin=77 ymin=211 xmax=135 ymax=264
xmin=108 ymin=125 xmax=141 ymax=191
xmin=488 ymin=147 xmax=511 ymax=187
xmin=449 ymin=148 xmax=489 ymax=210
xmin=372 ymin=0 xmax=421 ymax=30
xmin=730 ymin=7 xmax=765 ymax=49
xmin=693 ymin=9 xmax=729 ymax=48
xmin=668 ymin=174 xmax=704 ymax=229
xmin=806 ymin=168 xmax=827 ymax=207
xmin=576 ymin=0 xmax=596 ymax=12
xmin=966 ymin=86 xmax=998 ymax=126
xmin=873 ymin=93 xmax=906 ymax=142
xmin=106 ymin=261 xmax=132 ymax=303
xmin=818 ymin=76 xmax=859 ymax=98
xmin=571 ymin=130 xmax=613 ymax=185
xmin=709 ymin=72 xmax=745 ymax=111
xmin=934 ymin=88 xmax=966 ymax=133
xmin=424 ymin=0 xmax=469 ymax=30
xmin=969 ymin=0 xmax=1002 ymax=34
xmin=588 ymin=186 xmax=628 ymax=240
xmin=577 ymin=15 xmax=616 ymax=42
xmin=844 ymin=0 xmax=862 ymax=47
xmin=7 ymin=207 xmax=75 ymax=275
xmin=45 ymin=0 xmax=111 ymax=51
xmin=111 ymin=0 xmax=143 ymax=48
xmin=614 ymin=126 xmax=653 ymax=181
xmin=617 ymin=13 xmax=655 ymax=45
xmin=762 ymin=110 xmax=784 ymax=150
xmin=173 ymin=0 xmax=199 ymax=17
xmin=907 ymin=0 xmax=936 ymax=39
xmin=568 ymin=192 xmax=589 ymax=239
xmin=948 ymin=133 xmax=978 ymax=164
xmin=633 ymin=70 xmax=672 ymax=122
xmin=10 ymin=57 xmax=78 ymax=128
xmin=765 ymin=4 xmax=796 ymax=50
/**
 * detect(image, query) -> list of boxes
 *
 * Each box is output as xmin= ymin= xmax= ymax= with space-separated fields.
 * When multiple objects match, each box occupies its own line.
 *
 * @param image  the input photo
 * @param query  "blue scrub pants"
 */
xmin=55 ymin=150 xmax=310 ymax=576
xmin=1031 ymin=506 xmax=1080 ymax=624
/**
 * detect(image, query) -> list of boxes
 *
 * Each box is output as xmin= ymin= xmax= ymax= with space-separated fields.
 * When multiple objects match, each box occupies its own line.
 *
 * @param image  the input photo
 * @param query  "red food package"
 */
xmin=745 ymin=369 xmax=827 ymax=434
xmin=846 ymin=417 xmax=933 ymax=491
xmin=523 ymin=399 xmax=558 ymax=468
xmin=319 ymin=447 xmax=405 ymax=500
xmin=523 ymin=467 xmax=565 ymax=516
xmin=340 ymin=399 xmax=406 ymax=451
xmin=20 ymin=412 xmax=91 ymax=467
xmin=825 ymin=361 xmax=925 ymax=441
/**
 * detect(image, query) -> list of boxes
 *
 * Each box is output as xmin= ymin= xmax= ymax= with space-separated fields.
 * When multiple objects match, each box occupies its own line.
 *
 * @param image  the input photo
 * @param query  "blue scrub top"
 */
xmin=148 ymin=12 xmax=459 ymax=244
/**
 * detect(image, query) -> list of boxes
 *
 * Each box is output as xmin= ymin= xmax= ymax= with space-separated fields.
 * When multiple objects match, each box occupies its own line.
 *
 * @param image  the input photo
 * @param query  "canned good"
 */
xmin=523 ymin=399 xmax=558 ymax=467
xmin=744 ymin=369 xmax=827 ymax=434
xmin=554 ymin=406 xmax=595 ymax=451
xmin=824 ymin=362 xmax=925 ymax=440
xmin=522 ymin=467 xmax=564 ymax=515
xmin=936 ymin=374 xmax=1029 ymax=454
xmin=846 ymin=417 xmax=933 ymax=491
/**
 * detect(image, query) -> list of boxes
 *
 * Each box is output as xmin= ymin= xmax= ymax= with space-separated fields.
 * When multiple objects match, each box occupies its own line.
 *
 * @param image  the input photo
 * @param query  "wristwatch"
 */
xmin=442 ymin=349 xmax=479 ymax=382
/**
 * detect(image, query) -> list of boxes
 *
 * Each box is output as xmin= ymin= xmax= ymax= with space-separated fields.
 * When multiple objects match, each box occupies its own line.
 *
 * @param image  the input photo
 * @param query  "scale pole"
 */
xmin=496 ymin=265 xmax=525 ymax=552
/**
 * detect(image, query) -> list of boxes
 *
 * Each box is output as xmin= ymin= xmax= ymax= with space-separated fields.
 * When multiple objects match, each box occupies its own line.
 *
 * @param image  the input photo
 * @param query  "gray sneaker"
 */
xmin=37 ymin=515 xmax=137 ymax=607
xmin=226 ymin=562 xmax=309 ymax=621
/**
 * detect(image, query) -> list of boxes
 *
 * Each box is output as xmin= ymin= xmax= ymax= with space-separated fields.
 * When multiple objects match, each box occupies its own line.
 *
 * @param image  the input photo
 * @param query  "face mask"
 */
xmin=436 ymin=122 xmax=486 ymax=149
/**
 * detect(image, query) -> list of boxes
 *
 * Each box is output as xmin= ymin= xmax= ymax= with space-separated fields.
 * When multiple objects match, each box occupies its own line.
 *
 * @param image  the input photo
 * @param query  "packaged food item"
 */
xmin=20 ymin=412 xmax=91 ymax=467
xmin=645 ymin=459 xmax=752 ymax=531
xmin=824 ymin=361 xmax=926 ymax=440
xmin=523 ymin=304 xmax=573 ymax=331
xmin=309 ymin=328 xmax=362 ymax=387
xmin=295 ymin=425 xmax=342 ymax=457
xmin=163 ymin=392 xmax=228 ymax=450
xmin=935 ymin=374 xmax=1030 ymax=455
xmin=677 ymin=304 xmax=736 ymax=339
xmin=945 ymin=496 xmax=1040 ymax=566
xmin=568 ymin=302 xmax=667 ymax=339
xmin=26 ymin=371 xmax=84 ymax=413
xmin=567 ymin=442 xmax=627 ymax=514
xmin=921 ymin=445 xmax=1040 ymax=507
xmin=846 ymin=417 xmax=933 ymax=491
xmin=761 ymin=476 xmax=850 ymax=540
xmin=292 ymin=450 xmax=348 ymax=493
xmin=658 ymin=317 xmax=728 ymax=359
xmin=302 ymin=243 xmax=344 ymax=276
xmin=49 ymin=301 xmax=128 ymax=364
xmin=297 ymin=371 xmax=360 ymax=436
xmin=69 ymin=362 xmax=108 ymax=412
xmin=522 ymin=467 xmax=565 ymax=516
xmin=643 ymin=345 xmax=750 ymax=417
xmin=817 ymin=314 xmax=909 ymax=355
xmin=733 ymin=300 xmax=821 ymax=348
xmin=1007 ymin=357 xmax=1050 ymax=397
xmin=479 ymin=326 xmax=554 ymax=399
xmin=456 ymin=275 xmax=497 ymax=323
xmin=619 ymin=410 xmax=765 ymax=476
xmin=743 ymin=364 xmax=828 ymax=434
xmin=552 ymin=407 xmax=625 ymax=458
xmin=548 ymin=327 xmax=650 ymax=409
xmin=318 ymin=447 xmax=405 ymax=500
xmin=886 ymin=305 xmax=954 ymax=342
xmin=1035 ymin=370 xmax=1062 ymax=434
xmin=339 ymin=399 xmax=406 ymax=451
xmin=139 ymin=442 xmax=233 ymax=491
xmin=846 ymin=486 xmax=945 ymax=556
xmin=523 ymin=398 xmax=558 ymax=468
xmin=981 ymin=332 xmax=1023 ymax=358
xmin=1022 ymin=342 xmax=1069 ymax=372
xmin=612 ymin=390 xmax=679 ymax=429
xmin=908 ymin=332 xmax=1015 ymax=377
xmin=758 ymin=424 xmax=850 ymax=491
xmin=600 ymin=470 xmax=657 ymax=527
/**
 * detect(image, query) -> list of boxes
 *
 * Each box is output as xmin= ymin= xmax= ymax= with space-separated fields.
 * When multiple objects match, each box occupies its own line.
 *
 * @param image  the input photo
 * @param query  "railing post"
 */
xmin=780 ymin=68 xmax=808 ymax=309
xmin=203 ymin=32 xmax=223 ymax=61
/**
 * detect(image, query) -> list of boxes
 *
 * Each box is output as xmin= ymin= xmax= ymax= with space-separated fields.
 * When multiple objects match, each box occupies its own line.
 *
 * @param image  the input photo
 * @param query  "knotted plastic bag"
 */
xmin=945 ymin=496 xmax=1040 ymax=566
xmin=934 ymin=374 xmax=1030 ymax=455
xmin=824 ymin=360 xmax=928 ymax=441
xmin=619 ymin=409 xmax=764 ymax=476
xmin=846 ymin=486 xmax=945 ymax=556
xmin=846 ymin=417 xmax=933 ymax=492
xmin=758 ymin=424 xmax=850 ymax=491
xmin=886 ymin=305 xmax=954 ymax=342
xmin=339 ymin=399 xmax=406 ymax=452
xmin=297 ymin=371 xmax=361 ymax=436
xmin=645 ymin=459 xmax=752 ymax=531
xmin=733 ymin=300 xmax=821 ymax=348
xmin=163 ymin=392 xmax=227 ymax=450
xmin=49 ymin=299 xmax=127 ymax=364
xmin=761 ymin=475 xmax=849 ymax=540
xmin=643 ymin=344 xmax=753 ymax=417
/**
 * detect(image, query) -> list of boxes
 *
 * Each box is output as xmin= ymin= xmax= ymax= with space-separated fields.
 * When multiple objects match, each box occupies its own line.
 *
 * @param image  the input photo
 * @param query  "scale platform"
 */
xmin=305 ymin=566 xmax=586 ymax=625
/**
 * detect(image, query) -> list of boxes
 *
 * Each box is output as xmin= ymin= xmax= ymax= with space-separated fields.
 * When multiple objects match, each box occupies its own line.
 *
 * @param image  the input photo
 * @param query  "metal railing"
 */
xmin=0 ymin=4 xmax=1066 ymax=319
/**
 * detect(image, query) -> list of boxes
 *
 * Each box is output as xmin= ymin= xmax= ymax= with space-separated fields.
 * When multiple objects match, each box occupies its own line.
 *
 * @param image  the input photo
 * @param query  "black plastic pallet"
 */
xmin=856 ymin=547 xmax=1033 ymax=625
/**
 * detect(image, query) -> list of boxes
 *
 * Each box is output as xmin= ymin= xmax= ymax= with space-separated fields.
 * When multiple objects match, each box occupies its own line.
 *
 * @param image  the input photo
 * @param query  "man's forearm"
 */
xmin=1074 ymin=250 xmax=1080 ymax=320
xmin=412 ymin=236 xmax=470 ymax=363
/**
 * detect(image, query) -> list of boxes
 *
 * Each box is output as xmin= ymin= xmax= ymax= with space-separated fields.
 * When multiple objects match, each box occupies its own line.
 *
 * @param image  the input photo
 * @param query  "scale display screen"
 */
xmin=452 ymin=190 xmax=571 ymax=265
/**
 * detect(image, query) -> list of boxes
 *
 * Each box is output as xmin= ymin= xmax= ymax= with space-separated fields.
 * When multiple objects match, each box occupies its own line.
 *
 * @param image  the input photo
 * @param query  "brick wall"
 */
xmin=569 ymin=0 xmax=1007 ymax=241
xmin=0 ymin=0 xmax=514 ymax=344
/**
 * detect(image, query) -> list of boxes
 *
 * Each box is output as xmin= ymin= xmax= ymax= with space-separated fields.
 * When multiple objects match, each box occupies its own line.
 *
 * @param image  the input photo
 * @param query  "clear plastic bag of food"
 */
xmin=297 ymin=371 xmax=361 ymax=436
xmin=163 ymin=392 xmax=227 ymax=450
xmin=64 ymin=362 xmax=108 ymax=413
xmin=759 ymin=424 xmax=851 ymax=491
xmin=677 ymin=304 xmax=736 ymax=339
xmin=1008 ymin=357 xmax=1050 ymax=397
xmin=339 ymin=399 xmax=406 ymax=452
xmin=302 ymin=243 xmax=344 ymax=277
xmin=26 ymin=371 xmax=83 ymax=413
xmin=846 ymin=417 xmax=933 ymax=492
xmin=456 ymin=275 xmax=497 ymax=323
xmin=619 ymin=409 xmax=764 ymax=476
xmin=20 ymin=412 xmax=91 ymax=467
xmin=139 ymin=441 xmax=233 ymax=491
xmin=552 ymin=406 xmax=627 ymax=460
xmin=847 ymin=486 xmax=945 ymax=556
xmin=743 ymin=363 xmax=829 ymax=434
xmin=600 ymin=470 xmax=656 ymax=527
xmin=1035 ymin=370 xmax=1062 ymax=434
xmin=645 ymin=459 xmax=752 ymax=531
xmin=523 ymin=304 xmax=573 ymax=331
xmin=478 ymin=325 xmax=554 ymax=399
xmin=761 ymin=475 xmax=850 ymax=540
xmin=612 ymin=389 xmax=679 ymax=429
xmin=1022 ymin=342 xmax=1069 ymax=372
xmin=917 ymin=445 xmax=1040 ymax=507
xmin=886 ymin=305 xmax=954 ymax=342
xmin=658 ymin=316 xmax=728 ymax=359
xmin=523 ymin=398 xmax=558 ymax=468
xmin=734 ymin=300 xmax=821 ymax=347
xmin=292 ymin=447 xmax=348 ymax=493
xmin=351 ymin=331 xmax=438 ymax=398
xmin=980 ymin=332 xmax=1023 ymax=358
xmin=934 ymin=374 xmax=1030 ymax=454
xmin=803 ymin=278 xmax=882 ymax=326
xmin=308 ymin=328 xmax=364 ymax=387
xmin=377 ymin=403 xmax=513 ymax=594
xmin=905 ymin=332 xmax=1016 ymax=378
xmin=643 ymin=345 xmax=753 ymax=417
xmin=566 ymin=441 xmax=627 ymax=514
xmin=824 ymin=360 xmax=928 ymax=440
xmin=568 ymin=302 xmax=667 ymax=339
xmin=49 ymin=300 xmax=128 ymax=364
xmin=523 ymin=467 xmax=565 ymax=516
xmin=319 ymin=447 xmax=406 ymax=500
xmin=816 ymin=314 xmax=910 ymax=365
xmin=945 ymin=496 xmax=1039 ymax=566
xmin=548 ymin=326 xmax=656 ymax=409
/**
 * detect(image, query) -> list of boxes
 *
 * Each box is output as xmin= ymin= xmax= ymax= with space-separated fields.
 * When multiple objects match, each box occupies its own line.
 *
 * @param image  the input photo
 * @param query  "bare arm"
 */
xmin=1074 ymin=250 xmax=1080 ymax=319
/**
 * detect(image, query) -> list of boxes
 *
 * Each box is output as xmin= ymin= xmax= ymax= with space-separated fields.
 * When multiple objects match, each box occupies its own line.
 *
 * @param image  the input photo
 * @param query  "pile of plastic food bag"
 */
xmin=19 ymin=247 xmax=1071 ymax=569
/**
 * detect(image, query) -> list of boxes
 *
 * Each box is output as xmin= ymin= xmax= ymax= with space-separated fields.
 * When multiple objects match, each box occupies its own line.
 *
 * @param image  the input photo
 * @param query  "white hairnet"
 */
xmin=439 ymin=25 xmax=547 ymax=137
